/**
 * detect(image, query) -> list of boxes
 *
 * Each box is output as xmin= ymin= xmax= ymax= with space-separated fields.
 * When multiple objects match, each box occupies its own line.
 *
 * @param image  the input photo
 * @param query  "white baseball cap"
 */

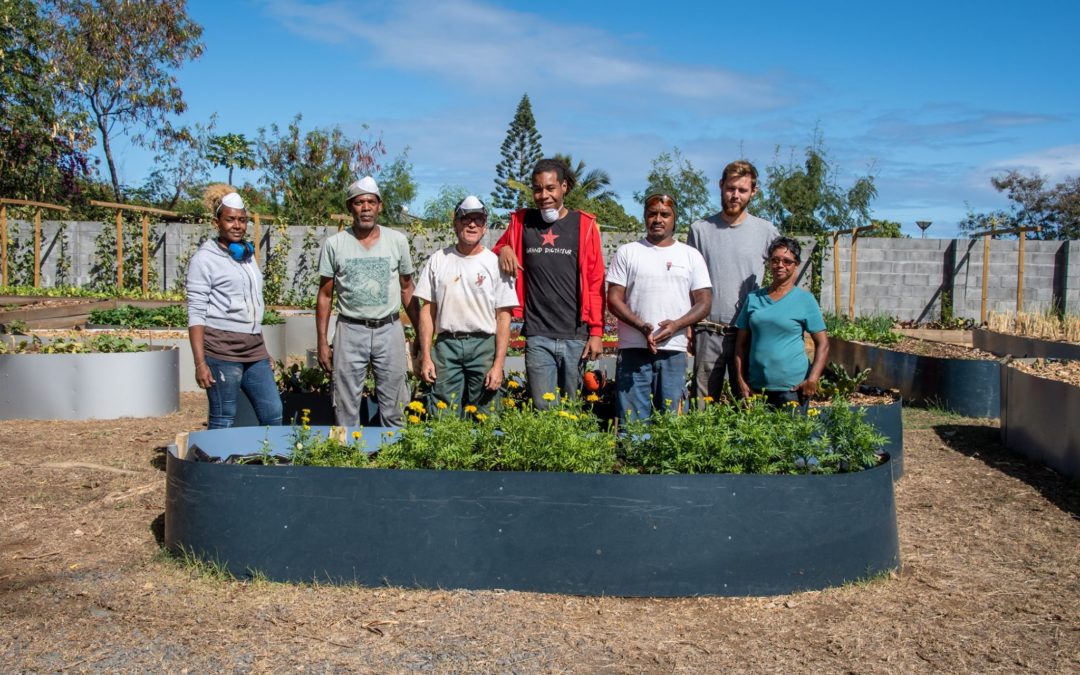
xmin=346 ymin=176 xmax=381 ymax=202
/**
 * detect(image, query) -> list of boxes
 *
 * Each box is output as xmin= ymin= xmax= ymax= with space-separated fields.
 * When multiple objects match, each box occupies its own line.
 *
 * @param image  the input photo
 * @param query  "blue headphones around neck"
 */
xmin=222 ymin=239 xmax=254 ymax=262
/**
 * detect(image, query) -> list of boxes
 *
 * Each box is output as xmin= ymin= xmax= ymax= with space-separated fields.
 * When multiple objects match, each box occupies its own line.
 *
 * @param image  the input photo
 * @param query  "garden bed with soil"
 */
xmin=973 ymin=327 xmax=1080 ymax=360
xmin=1000 ymin=358 xmax=1080 ymax=479
xmin=2 ymin=396 xmax=1077 ymax=670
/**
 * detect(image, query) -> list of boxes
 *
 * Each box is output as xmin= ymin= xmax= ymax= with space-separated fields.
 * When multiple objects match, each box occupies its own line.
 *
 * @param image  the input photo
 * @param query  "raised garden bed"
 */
xmin=973 ymin=328 xmax=1080 ymax=360
xmin=165 ymin=426 xmax=900 ymax=596
xmin=0 ymin=343 xmax=178 ymax=420
xmin=828 ymin=337 xmax=1001 ymax=418
xmin=999 ymin=358 xmax=1080 ymax=479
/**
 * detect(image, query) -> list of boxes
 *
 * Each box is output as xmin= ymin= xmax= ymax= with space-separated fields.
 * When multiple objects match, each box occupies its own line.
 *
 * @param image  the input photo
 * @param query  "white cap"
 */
xmin=454 ymin=195 xmax=487 ymax=218
xmin=216 ymin=192 xmax=245 ymax=214
xmin=346 ymin=176 xmax=381 ymax=202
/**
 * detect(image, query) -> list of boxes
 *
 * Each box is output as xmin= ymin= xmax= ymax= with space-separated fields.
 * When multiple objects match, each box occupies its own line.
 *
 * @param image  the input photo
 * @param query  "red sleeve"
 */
xmin=580 ymin=213 xmax=606 ymax=337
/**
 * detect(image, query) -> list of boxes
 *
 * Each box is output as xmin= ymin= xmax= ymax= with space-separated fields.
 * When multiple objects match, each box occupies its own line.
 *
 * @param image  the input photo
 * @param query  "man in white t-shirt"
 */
xmin=415 ymin=196 xmax=518 ymax=414
xmin=606 ymin=191 xmax=712 ymax=425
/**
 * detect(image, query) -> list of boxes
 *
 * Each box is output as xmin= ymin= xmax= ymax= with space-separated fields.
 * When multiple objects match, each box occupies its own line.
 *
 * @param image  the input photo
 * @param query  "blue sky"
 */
xmin=102 ymin=0 xmax=1080 ymax=237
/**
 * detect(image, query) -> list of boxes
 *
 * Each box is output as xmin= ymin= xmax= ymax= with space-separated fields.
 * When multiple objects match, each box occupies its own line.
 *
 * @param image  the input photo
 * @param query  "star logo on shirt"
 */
xmin=540 ymin=228 xmax=559 ymax=247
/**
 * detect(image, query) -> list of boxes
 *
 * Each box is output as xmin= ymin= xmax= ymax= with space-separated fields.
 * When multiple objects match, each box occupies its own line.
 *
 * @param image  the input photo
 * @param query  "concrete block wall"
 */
xmin=4 ymin=218 xmax=1078 ymax=320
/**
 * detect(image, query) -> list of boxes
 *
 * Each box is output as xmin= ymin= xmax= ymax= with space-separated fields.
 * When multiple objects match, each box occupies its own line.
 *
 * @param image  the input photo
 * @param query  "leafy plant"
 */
xmin=825 ymin=313 xmax=901 ymax=345
xmin=89 ymin=304 xmax=283 ymax=328
xmin=288 ymin=409 xmax=369 ymax=468
xmin=276 ymin=361 xmax=331 ymax=394
xmin=818 ymin=363 xmax=870 ymax=400
xmin=0 ymin=334 xmax=148 ymax=354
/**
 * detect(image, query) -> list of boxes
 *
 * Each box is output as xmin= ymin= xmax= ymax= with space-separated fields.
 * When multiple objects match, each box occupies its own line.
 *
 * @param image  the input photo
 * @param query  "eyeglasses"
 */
xmin=768 ymin=256 xmax=798 ymax=266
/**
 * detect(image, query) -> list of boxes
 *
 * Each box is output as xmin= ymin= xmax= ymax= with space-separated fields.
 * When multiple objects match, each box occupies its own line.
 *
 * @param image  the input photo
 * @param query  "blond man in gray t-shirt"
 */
xmin=686 ymin=160 xmax=779 ymax=402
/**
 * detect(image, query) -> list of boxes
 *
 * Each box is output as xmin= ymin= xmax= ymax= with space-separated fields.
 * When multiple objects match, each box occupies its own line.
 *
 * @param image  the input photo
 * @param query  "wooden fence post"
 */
xmin=115 ymin=209 xmax=124 ymax=289
xmin=0 ymin=198 xmax=70 ymax=288
xmin=970 ymin=223 xmax=1040 ymax=324
xmin=1 ymin=204 xmax=7 ymax=287
xmin=832 ymin=232 xmax=842 ymax=316
xmin=33 ymin=209 xmax=41 ymax=287
xmin=90 ymin=200 xmax=178 ymax=293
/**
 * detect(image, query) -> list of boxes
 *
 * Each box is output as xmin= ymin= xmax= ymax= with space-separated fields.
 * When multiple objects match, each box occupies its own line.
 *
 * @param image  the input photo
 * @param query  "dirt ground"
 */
xmin=1 ymin=395 xmax=1078 ymax=673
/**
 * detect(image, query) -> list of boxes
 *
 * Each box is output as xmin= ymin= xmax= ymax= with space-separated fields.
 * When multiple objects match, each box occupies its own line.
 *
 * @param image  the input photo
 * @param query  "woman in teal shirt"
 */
xmin=733 ymin=237 xmax=829 ymax=408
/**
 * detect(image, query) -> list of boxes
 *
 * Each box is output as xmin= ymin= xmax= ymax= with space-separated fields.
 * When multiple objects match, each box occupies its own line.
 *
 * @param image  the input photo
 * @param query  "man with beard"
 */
xmin=415 ymin=196 xmax=518 ymax=414
xmin=494 ymin=158 xmax=606 ymax=409
xmin=687 ymin=160 xmax=780 ymax=402
xmin=316 ymin=176 xmax=419 ymax=427
xmin=606 ymin=191 xmax=711 ymax=425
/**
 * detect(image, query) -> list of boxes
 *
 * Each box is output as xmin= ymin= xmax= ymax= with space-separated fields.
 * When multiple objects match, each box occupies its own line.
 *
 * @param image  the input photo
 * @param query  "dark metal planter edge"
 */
xmin=973 ymin=328 xmax=1080 ymax=360
xmin=1000 ymin=361 xmax=1080 ymax=479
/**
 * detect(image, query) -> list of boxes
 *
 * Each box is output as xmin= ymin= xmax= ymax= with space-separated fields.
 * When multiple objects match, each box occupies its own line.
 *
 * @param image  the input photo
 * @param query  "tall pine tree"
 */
xmin=492 ymin=94 xmax=543 ymax=211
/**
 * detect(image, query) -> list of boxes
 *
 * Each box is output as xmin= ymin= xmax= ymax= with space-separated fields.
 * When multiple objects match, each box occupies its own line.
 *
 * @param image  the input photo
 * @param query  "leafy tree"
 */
xmin=589 ymin=198 xmax=642 ymax=232
xmin=376 ymin=151 xmax=417 ymax=226
xmin=549 ymin=153 xmax=640 ymax=231
xmin=129 ymin=116 xmax=216 ymax=213
xmin=49 ymin=0 xmax=204 ymax=202
xmin=206 ymin=133 xmax=256 ymax=185
xmin=758 ymin=131 xmax=877 ymax=297
xmin=422 ymin=185 xmax=470 ymax=228
xmin=959 ymin=170 xmax=1080 ymax=240
xmin=634 ymin=147 xmax=714 ymax=224
xmin=256 ymin=114 xmax=385 ymax=225
xmin=868 ymin=219 xmax=905 ymax=238
xmin=492 ymin=93 xmax=543 ymax=211
xmin=0 ymin=0 xmax=92 ymax=201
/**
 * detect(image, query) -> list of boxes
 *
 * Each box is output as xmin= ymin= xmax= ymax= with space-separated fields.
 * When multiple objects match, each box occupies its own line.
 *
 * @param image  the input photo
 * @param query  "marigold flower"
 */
xmin=586 ymin=394 xmax=600 ymax=402
xmin=352 ymin=431 xmax=362 ymax=439
xmin=807 ymin=408 xmax=821 ymax=417
xmin=463 ymin=405 xmax=478 ymax=414
xmin=303 ymin=424 xmax=310 ymax=431
xmin=542 ymin=392 xmax=556 ymax=401
xmin=408 ymin=414 xmax=421 ymax=424
xmin=504 ymin=399 xmax=516 ymax=408
xmin=436 ymin=400 xmax=448 ymax=410
xmin=702 ymin=396 xmax=714 ymax=404
xmin=475 ymin=413 xmax=488 ymax=422
xmin=407 ymin=401 xmax=426 ymax=413
xmin=507 ymin=380 xmax=521 ymax=389
xmin=787 ymin=400 xmax=799 ymax=407
xmin=302 ymin=408 xmax=312 ymax=415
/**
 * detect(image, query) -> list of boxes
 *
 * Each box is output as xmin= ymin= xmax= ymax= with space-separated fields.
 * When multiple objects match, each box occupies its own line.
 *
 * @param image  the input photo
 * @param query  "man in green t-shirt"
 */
xmin=316 ymin=176 xmax=420 ymax=426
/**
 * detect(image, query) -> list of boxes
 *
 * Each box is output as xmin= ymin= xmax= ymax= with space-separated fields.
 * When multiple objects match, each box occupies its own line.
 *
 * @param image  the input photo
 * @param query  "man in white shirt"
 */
xmin=606 ymin=191 xmax=712 ymax=425
xmin=415 ymin=196 xmax=518 ymax=414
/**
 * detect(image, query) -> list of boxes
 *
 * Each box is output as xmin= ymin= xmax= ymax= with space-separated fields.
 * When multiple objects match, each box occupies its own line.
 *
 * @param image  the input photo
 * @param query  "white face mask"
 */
xmin=540 ymin=208 xmax=561 ymax=223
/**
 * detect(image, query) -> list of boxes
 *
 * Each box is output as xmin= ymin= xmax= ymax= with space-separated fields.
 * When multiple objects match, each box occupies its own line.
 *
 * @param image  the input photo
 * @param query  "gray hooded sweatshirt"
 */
xmin=186 ymin=239 xmax=265 ymax=334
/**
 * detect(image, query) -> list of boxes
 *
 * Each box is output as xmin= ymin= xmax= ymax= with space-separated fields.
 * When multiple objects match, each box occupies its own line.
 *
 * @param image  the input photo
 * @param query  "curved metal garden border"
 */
xmin=165 ymin=426 xmax=900 ymax=597
xmin=1000 ymin=360 xmax=1080 ymax=479
xmin=0 ymin=346 xmax=179 ymax=420
xmin=973 ymin=328 xmax=1080 ymax=360
xmin=828 ymin=338 xmax=1001 ymax=418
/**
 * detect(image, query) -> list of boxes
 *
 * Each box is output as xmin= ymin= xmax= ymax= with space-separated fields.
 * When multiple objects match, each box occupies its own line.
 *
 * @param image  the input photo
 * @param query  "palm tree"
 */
xmin=554 ymin=153 xmax=618 ymax=204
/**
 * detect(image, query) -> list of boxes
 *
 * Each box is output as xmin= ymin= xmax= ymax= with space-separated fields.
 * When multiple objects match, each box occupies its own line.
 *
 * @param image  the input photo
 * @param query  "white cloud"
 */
xmin=260 ymin=0 xmax=787 ymax=109
xmin=986 ymin=144 xmax=1080 ymax=180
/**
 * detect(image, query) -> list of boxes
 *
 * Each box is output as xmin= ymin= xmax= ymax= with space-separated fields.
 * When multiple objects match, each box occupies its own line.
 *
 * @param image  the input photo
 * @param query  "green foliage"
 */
xmin=868 ymin=219 xmax=905 ymax=238
xmin=621 ymin=396 xmax=883 ymax=475
xmin=589 ymin=198 xmax=642 ymax=232
xmin=275 ymin=361 xmax=331 ymax=394
xmin=132 ymin=116 xmax=216 ymax=212
xmin=206 ymin=132 xmax=256 ymax=185
xmin=376 ymin=151 xmax=417 ymax=226
xmin=958 ymin=170 xmax=1080 ymax=241
xmin=554 ymin=153 xmax=640 ymax=231
xmin=634 ymin=147 xmax=713 ymax=225
xmin=89 ymin=303 xmax=186 ymax=327
xmin=492 ymin=93 xmax=543 ymax=211
xmin=261 ymin=221 xmax=292 ymax=305
xmin=50 ymin=0 xmax=205 ymax=202
xmin=0 ymin=0 xmax=92 ymax=202
xmin=0 ymin=333 xmax=148 ymax=354
xmin=0 ymin=284 xmax=184 ymax=300
xmin=256 ymin=114 xmax=385 ymax=225
xmin=288 ymin=411 xmax=369 ymax=468
xmin=758 ymin=130 xmax=877 ymax=298
xmin=422 ymin=185 xmax=470 ymax=228
xmin=824 ymin=313 xmax=901 ymax=345
xmin=87 ymin=217 xmax=159 ymax=291
xmin=818 ymin=363 xmax=871 ymax=399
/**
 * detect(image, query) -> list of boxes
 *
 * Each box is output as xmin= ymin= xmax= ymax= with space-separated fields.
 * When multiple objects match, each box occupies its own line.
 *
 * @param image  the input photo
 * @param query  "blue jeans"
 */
xmin=525 ymin=336 xmax=586 ymax=409
xmin=616 ymin=349 xmax=688 ymax=425
xmin=205 ymin=356 xmax=283 ymax=429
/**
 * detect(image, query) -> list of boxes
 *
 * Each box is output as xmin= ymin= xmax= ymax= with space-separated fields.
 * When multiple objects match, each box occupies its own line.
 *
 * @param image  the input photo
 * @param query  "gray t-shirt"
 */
xmin=318 ymin=226 xmax=415 ymax=320
xmin=686 ymin=213 xmax=780 ymax=324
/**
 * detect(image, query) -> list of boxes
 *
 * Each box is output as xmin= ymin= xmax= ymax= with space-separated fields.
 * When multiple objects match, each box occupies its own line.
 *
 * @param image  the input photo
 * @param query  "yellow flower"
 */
xmin=702 ymin=396 xmax=714 ymax=404
xmin=787 ymin=400 xmax=799 ymax=408
xmin=407 ymin=401 xmax=426 ymax=413
xmin=507 ymin=380 xmax=521 ymax=389
xmin=542 ymin=392 xmax=556 ymax=402
xmin=303 ymin=424 xmax=310 ymax=431
xmin=463 ymin=404 xmax=478 ymax=414
xmin=352 ymin=431 xmax=362 ymax=439
xmin=385 ymin=430 xmax=395 ymax=437
xmin=475 ymin=413 xmax=488 ymax=422
xmin=302 ymin=408 xmax=312 ymax=415
xmin=408 ymin=414 xmax=420 ymax=424
xmin=436 ymin=400 xmax=448 ymax=410
xmin=807 ymin=408 xmax=821 ymax=417
xmin=504 ymin=399 xmax=516 ymax=408
xmin=586 ymin=394 xmax=600 ymax=402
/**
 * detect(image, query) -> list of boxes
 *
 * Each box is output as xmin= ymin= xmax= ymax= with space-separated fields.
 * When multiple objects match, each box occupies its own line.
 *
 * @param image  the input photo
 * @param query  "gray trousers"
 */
xmin=332 ymin=318 xmax=409 ymax=427
xmin=692 ymin=331 xmax=738 ymax=404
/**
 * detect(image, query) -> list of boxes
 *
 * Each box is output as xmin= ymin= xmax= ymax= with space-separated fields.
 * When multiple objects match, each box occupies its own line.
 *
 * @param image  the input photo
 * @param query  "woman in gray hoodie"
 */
xmin=187 ymin=192 xmax=282 ymax=428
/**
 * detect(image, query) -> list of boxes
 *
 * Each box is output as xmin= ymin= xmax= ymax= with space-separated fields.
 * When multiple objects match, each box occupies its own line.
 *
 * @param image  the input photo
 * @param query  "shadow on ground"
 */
xmin=933 ymin=422 xmax=1080 ymax=520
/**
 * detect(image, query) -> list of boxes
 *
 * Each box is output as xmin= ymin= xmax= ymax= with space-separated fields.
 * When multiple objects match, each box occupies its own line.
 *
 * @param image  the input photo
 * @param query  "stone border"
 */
xmin=1000 ymin=360 xmax=1080 ymax=479
xmin=0 ymin=346 xmax=179 ymax=420
xmin=165 ymin=426 xmax=900 ymax=596
xmin=828 ymin=338 xmax=1001 ymax=418
xmin=973 ymin=328 xmax=1080 ymax=360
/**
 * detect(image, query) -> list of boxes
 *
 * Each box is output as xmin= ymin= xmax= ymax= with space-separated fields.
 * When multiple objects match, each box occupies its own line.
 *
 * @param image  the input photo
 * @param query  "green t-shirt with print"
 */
xmin=318 ymin=226 xmax=415 ymax=320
